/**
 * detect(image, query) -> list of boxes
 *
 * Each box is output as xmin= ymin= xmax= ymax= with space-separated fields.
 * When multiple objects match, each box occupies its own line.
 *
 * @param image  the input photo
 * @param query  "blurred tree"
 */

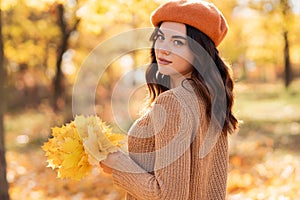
xmin=2 ymin=0 xmax=61 ymax=109
xmin=281 ymin=0 xmax=292 ymax=88
xmin=0 ymin=6 xmax=10 ymax=200
xmin=246 ymin=0 xmax=294 ymax=87
xmin=52 ymin=1 xmax=80 ymax=111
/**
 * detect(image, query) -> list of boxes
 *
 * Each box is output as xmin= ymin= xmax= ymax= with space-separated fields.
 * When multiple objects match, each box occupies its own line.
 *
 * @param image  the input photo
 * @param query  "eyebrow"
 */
xmin=157 ymin=29 xmax=187 ymax=40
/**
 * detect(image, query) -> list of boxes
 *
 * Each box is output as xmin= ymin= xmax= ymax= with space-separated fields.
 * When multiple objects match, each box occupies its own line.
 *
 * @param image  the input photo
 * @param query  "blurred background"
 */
xmin=0 ymin=0 xmax=299 ymax=199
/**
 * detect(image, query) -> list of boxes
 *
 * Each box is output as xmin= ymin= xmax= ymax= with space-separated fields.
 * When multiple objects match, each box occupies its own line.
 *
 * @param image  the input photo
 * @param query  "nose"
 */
xmin=156 ymin=40 xmax=171 ymax=55
xmin=158 ymin=49 xmax=170 ymax=55
xmin=157 ymin=45 xmax=171 ymax=55
xmin=159 ymin=48 xmax=170 ymax=55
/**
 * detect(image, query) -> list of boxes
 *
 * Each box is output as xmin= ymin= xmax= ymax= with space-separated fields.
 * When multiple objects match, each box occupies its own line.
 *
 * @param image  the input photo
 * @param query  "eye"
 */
xmin=173 ymin=40 xmax=184 ymax=46
xmin=156 ymin=34 xmax=165 ymax=41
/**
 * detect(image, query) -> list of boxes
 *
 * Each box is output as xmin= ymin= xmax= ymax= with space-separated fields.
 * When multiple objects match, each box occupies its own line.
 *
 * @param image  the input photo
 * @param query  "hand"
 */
xmin=100 ymin=162 xmax=113 ymax=174
xmin=99 ymin=151 xmax=123 ymax=175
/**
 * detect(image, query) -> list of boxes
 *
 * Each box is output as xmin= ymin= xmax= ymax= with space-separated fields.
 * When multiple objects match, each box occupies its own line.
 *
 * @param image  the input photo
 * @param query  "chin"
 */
xmin=158 ymin=66 xmax=173 ymax=76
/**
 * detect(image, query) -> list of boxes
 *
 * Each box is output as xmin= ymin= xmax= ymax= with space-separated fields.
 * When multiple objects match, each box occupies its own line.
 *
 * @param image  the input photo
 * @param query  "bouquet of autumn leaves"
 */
xmin=42 ymin=115 xmax=127 ymax=180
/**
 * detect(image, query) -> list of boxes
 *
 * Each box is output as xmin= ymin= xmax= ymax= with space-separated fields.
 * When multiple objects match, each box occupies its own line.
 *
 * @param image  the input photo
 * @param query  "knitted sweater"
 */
xmin=111 ymin=84 xmax=228 ymax=200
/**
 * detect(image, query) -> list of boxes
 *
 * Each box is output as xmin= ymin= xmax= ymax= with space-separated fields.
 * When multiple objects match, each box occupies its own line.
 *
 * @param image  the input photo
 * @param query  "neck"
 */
xmin=170 ymin=72 xmax=192 ymax=88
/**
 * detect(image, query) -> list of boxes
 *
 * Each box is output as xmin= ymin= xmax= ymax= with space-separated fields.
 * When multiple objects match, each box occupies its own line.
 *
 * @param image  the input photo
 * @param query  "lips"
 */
xmin=158 ymin=57 xmax=172 ymax=65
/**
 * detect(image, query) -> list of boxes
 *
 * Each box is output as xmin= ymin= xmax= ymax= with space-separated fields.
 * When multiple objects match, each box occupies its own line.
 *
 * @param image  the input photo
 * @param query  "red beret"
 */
xmin=150 ymin=0 xmax=228 ymax=47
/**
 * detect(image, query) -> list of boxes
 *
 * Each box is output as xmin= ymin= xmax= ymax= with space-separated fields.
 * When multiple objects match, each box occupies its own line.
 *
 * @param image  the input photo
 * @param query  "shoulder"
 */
xmin=151 ymin=86 xmax=201 ymax=126
xmin=154 ymin=90 xmax=178 ymax=105
xmin=155 ymin=85 xmax=200 ymax=111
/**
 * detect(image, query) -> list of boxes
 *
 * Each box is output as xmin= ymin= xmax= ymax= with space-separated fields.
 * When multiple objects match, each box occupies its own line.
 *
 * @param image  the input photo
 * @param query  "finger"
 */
xmin=99 ymin=161 xmax=107 ymax=168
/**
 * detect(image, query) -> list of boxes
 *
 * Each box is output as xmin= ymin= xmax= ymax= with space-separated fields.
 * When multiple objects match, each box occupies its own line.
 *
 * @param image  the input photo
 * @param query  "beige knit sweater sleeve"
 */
xmin=111 ymin=91 xmax=195 ymax=200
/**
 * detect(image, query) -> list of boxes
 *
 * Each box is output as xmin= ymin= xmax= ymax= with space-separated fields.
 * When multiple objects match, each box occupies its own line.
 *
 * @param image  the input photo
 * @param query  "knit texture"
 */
xmin=150 ymin=0 xmax=228 ymax=47
xmin=111 ymin=85 xmax=228 ymax=200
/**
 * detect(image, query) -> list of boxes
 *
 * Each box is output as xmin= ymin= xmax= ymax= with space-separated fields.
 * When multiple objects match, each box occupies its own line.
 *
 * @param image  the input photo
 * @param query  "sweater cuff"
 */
xmin=112 ymin=168 xmax=152 ymax=200
xmin=110 ymin=153 xmax=148 ymax=189
xmin=112 ymin=168 xmax=136 ymax=188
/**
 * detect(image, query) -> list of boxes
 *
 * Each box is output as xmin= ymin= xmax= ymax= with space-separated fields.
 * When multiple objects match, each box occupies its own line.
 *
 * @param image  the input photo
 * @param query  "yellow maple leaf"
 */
xmin=42 ymin=121 xmax=92 ymax=180
xmin=74 ymin=115 xmax=127 ymax=162
xmin=42 ymin=115 xmax=127 ymax=180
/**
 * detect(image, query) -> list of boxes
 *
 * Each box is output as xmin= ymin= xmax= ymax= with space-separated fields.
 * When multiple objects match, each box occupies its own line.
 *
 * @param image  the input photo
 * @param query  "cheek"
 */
xmin=154 ymin=49 xmax=158 ymax=57
xmin=171 ymin=57 xmax=191 ymax=74
xmin=174 ymin=53 xmax=193 ymax=67
xmin=154 ymin=41 xmax=162 ymax=56
xmin=154 ymin=48 xmax=160 ymax=60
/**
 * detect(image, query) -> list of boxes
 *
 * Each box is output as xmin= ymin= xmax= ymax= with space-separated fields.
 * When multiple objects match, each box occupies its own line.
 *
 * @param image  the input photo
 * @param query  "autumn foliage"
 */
xmin=42 ymin=115 xmax=126 ymax=180
xmin=1 ymin=0 xmax=300 ymax=199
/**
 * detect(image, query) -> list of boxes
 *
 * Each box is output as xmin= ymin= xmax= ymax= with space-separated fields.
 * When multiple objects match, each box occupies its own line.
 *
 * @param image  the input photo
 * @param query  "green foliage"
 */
xmin=234 ymin=79 xmax=300 ymax=121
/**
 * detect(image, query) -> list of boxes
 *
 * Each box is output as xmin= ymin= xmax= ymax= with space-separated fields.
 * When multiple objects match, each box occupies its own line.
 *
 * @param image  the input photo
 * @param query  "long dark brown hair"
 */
xmin=145 ymin=24 xmax=238 ymax=134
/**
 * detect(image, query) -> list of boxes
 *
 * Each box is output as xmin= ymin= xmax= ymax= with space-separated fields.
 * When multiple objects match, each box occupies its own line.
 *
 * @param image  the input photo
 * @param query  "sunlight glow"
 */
xmin=291 ymin=0 xmax=300 ymax=14
xmin=16 ymin=135 xmax=29 ymax=145
xmin=2 ymin=0 xmax=18 ymax=9
xmin=120 ymin=55 xmax=134 ymax=72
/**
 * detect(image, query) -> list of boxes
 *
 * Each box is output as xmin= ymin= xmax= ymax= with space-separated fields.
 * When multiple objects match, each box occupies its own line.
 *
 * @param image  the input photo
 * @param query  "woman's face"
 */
xmin=154 ymin=21 xmax=194 ymax=78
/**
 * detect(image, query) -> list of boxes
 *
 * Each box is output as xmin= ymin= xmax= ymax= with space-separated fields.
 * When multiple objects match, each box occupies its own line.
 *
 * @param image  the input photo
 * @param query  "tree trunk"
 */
xmin=280 ymin=0 xmax=292 ymax=88
xmin=53 ymin=4 xmax=68 ymax=111
xmin=283 ymin=31 xmax=292 ymax=88
xmin=52 ymin=3 xmax=80 ymax=111
xmin=0 ymin=8 xmax=10 ymax=200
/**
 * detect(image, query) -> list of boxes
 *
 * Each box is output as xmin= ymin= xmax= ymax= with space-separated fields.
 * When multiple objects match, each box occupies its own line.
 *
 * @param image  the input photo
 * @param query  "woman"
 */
xmin=100 ymin=1 xmax=238 ymax=199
